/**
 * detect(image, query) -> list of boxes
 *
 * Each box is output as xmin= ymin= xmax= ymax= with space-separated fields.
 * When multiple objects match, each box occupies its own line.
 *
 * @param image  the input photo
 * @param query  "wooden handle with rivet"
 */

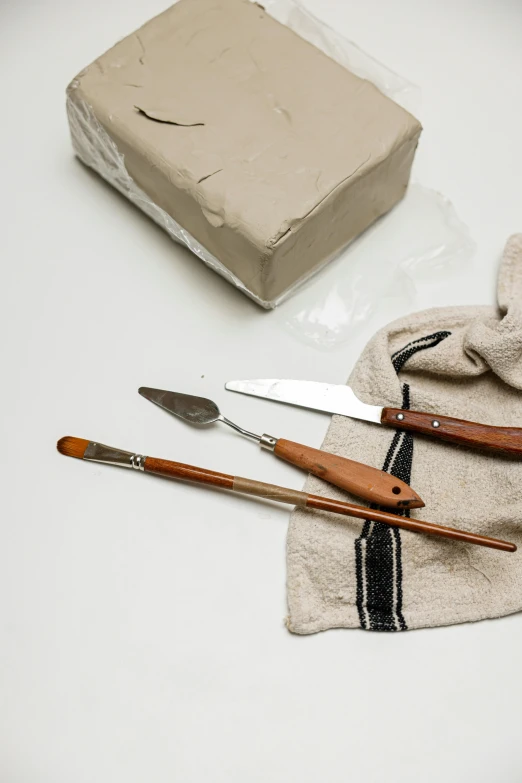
xmin=271 ymin=438 xmax=424 ymax=508
xmin=382 ymin=408 xmax=522 ymax=455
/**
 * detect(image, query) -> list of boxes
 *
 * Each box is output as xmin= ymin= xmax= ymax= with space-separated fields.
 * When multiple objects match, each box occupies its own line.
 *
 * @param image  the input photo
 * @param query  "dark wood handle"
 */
xmin=144 ymin=456 xmax=234 ymax=489
xmin=273 ymin=438 xmax=424 ymax=508
xmin=382 ymin=408 xmax=522 ymax=455
xmin=305 ymin=495 xmax=516 ymax=552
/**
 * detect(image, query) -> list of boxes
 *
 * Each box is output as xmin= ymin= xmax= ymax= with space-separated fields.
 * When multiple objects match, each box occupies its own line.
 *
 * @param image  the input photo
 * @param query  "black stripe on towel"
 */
xmin=355 ymin=330 xmax=451 ymax=631
xmin=391 ymin=331 xmax=452 ymax=372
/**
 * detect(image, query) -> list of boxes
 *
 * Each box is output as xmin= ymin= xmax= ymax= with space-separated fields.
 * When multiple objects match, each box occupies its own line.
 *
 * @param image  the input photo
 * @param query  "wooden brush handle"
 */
xmin=305 ymin=495 xmax=516 ymax=553
xmin=143 ymin=456 xmax=514 ymax=552
xmin=144 ymin=456 xmax=234 ymax=488
xmin=382 ymin=408 xmax=522 ymax=455
xmin=272 ymin=438 xmax=423 ymax=509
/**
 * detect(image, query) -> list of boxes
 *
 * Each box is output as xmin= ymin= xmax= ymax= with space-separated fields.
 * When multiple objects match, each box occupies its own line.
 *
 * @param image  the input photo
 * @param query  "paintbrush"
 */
xmin=56 ymin=437 xmax=516 ymax=553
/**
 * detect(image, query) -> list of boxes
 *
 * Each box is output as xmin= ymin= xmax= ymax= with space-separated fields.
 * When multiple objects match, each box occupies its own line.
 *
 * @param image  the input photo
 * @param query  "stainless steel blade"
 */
xmin=224 ymin=379 xmax=383 ymax=423
xmin=138 ymin=387 xmax=221 ymax=425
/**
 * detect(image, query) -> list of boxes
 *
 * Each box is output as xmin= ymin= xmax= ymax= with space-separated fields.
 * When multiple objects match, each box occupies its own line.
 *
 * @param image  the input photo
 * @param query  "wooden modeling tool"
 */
xmin=138 ymin=387 xmax=424 ymax=510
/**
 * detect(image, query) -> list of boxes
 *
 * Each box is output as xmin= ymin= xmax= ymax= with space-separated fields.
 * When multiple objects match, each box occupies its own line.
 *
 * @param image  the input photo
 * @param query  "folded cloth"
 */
xmin=287 ymin=234 xmax=522 ymax=633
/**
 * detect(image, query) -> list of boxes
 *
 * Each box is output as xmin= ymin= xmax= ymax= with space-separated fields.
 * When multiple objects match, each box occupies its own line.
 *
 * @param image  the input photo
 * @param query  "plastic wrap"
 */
xmin=276 ymin=184 xmax=475 ymax=348
xmin=67 ymin=0 xmax=420 ymax=309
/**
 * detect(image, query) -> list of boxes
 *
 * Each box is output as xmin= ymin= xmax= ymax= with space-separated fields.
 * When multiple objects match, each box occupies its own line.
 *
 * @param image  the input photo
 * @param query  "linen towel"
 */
xmin=287 ymin=234 xmax=522 ymax=632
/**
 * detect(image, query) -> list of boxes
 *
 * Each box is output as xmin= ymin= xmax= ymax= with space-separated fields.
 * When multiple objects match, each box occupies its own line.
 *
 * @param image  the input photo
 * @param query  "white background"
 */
xmin=2 ymin=0 xmax=522 ymax=780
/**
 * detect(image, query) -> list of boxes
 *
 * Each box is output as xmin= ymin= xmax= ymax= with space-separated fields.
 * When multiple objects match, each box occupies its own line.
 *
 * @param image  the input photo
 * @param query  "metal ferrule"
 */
xmin=259 ymin=433 xmax=278 ymax=451
xmin=83 ymin=441 xmax=147 ymax=471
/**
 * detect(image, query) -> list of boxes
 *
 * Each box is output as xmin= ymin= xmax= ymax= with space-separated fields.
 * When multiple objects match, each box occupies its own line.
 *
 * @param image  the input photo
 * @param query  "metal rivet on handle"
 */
xmin=396 ymin=413 xmax=404 ymax=421
xmin=432 ymin=420 xmax=440 ymax=428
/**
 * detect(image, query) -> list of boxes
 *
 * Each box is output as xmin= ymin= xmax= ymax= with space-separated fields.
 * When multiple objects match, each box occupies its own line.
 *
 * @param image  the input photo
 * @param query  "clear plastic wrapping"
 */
xmin=276 ymin=184 xmax=476 ymax=349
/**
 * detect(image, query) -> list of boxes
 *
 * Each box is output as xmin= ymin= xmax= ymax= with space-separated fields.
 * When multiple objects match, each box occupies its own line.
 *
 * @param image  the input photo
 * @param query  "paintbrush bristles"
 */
xmin=57 ymin=436 xmax=90 ymax=459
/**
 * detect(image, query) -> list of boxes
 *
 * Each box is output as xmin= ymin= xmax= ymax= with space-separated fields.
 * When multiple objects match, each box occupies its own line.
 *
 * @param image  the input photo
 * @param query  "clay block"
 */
xmin=67 ymin=0 xmax=421 ymax=306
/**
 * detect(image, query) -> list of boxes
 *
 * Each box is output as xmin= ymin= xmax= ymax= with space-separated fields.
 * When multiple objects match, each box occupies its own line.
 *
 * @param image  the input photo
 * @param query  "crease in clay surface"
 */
xmin=268 ymin=154 xmax=372 ymax=248
xmin=135 ymin=34 xmax=146 ymax=65
xmin=135 ymin=106 xmax=205 ymax=126
xmin=197 ymin=169 xmax=224 ymax=184
xmin=208 ymin=46 xmax=232 ymax=63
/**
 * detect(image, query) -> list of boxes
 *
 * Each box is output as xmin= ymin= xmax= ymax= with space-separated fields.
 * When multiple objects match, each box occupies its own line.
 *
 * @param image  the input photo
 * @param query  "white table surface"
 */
xmin=2 ymin=1 xmax=522 ymax=780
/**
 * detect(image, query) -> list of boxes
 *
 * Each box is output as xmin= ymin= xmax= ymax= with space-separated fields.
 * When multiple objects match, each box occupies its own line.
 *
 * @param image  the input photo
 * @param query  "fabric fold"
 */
xmin=287 ymin=233 xmax=522 ymax=633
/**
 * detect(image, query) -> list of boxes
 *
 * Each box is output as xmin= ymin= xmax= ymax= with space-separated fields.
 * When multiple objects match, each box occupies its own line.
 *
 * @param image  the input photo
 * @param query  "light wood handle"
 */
xmin=272 ymin=438 xmax=424 ymax=509
xmin=382 ymin=408 xmax=522 ymax=455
